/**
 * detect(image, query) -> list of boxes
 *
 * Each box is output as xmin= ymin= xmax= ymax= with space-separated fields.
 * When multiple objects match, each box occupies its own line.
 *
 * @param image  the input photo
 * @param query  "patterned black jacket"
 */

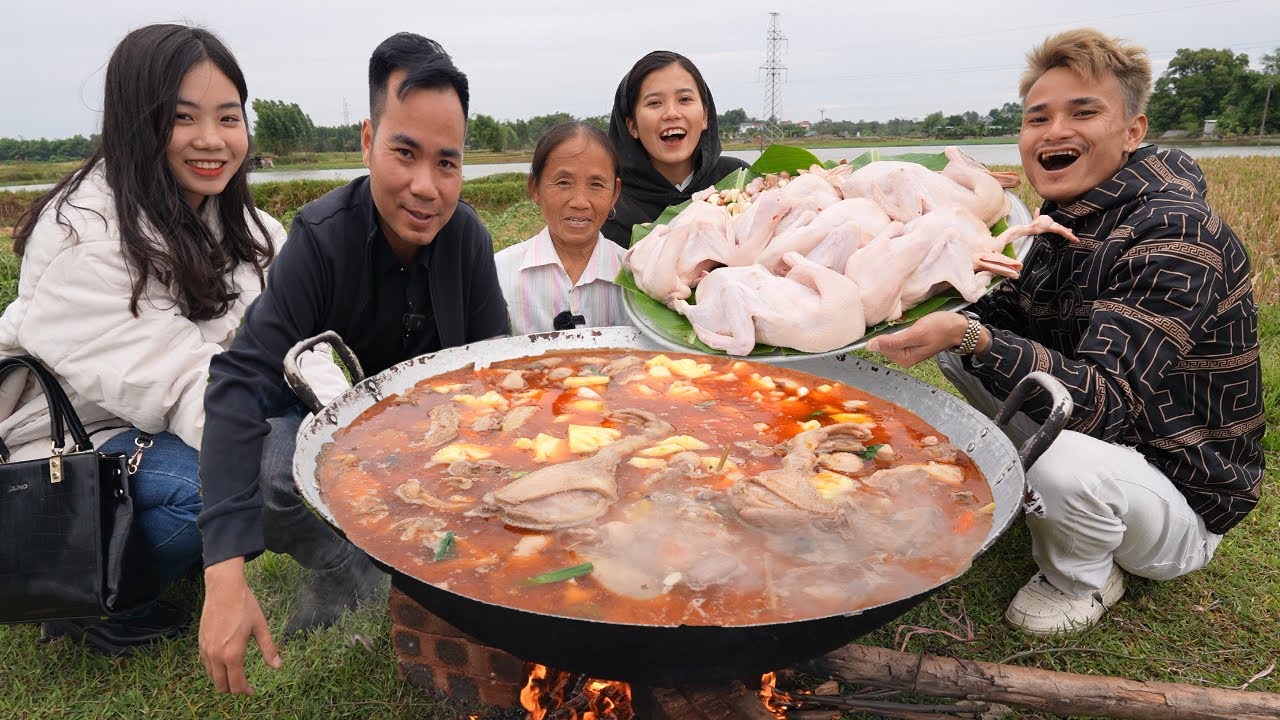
xmin=967 ymin=146 xmax=1264 ymax=535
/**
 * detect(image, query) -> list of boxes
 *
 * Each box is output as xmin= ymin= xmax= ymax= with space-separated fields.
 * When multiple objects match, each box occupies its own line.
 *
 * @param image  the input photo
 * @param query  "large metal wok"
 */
xmin=284 ymin=327 xmax=1070 ymax=685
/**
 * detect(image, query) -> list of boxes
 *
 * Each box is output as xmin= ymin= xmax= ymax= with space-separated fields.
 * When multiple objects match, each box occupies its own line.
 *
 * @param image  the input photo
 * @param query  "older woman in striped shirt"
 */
xmin=495 ymin=121 xmax=632 ymax=334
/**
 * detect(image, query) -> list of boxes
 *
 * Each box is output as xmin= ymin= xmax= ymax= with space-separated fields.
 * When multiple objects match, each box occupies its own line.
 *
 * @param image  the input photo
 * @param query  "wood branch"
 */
xmin=812 ymin=643 xmax=1280 ymax=720
xmin=647 ymin=681 xmax=776 ymax=720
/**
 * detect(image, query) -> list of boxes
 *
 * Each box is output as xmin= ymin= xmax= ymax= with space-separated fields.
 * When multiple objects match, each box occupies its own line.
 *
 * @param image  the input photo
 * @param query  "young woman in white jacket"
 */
xmin=0 ymin=24 xmax=290 ymax=655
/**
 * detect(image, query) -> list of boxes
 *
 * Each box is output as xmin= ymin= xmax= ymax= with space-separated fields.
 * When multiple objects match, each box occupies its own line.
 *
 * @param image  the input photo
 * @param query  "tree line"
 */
xmin=1149 ymin=48 xmax=1278 ymax=135
xmin=4 ymin=45 xmax=1276 ymax=162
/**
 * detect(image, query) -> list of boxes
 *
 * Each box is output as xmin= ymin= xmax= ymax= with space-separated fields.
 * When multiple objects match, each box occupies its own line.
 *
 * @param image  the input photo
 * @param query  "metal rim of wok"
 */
xmin=285 ymin=327 xmax=1070 ymax=684
xmin=623 ymin=191 xmax=1036 ymax=364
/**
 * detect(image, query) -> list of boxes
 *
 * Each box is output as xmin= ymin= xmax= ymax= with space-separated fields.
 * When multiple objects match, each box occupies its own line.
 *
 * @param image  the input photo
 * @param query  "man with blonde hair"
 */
xmin=869 ymin=28 xmax=1263 ymax=635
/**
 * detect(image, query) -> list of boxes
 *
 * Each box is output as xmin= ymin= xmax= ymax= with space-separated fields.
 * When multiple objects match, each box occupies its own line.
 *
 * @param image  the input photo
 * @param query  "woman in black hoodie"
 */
xmin=602 ymin=50 xmax=748 ymax=247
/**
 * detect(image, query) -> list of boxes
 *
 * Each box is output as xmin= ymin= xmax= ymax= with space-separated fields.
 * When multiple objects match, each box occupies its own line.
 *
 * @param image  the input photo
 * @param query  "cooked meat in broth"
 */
xmin=316 ymin=349 xmax=994 ymax=626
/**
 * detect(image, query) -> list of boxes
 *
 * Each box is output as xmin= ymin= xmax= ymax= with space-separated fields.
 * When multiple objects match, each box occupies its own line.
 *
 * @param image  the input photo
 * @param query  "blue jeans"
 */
xmin=100 ymin=430 xmax=202 ymax=587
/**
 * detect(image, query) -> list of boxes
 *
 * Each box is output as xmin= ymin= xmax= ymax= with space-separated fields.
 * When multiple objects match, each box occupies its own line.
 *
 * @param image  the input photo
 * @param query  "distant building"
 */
xmin=1202 ymin=119 xmax=1219 ymax=136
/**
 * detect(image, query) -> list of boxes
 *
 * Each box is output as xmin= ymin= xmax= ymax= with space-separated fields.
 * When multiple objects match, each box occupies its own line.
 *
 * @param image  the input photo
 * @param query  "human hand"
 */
xmin=199 ymin=557 xmax=281 ymax=695
xmin=865 ymin=312 xmax=970 ymax=368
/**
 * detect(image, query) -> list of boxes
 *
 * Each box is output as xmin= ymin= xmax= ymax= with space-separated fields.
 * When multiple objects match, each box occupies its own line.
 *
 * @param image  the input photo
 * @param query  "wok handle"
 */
xmin=993 ymin=371 xmax=1073 ymax=470
xmin=283 ymin=331 xmax=366 ymax=414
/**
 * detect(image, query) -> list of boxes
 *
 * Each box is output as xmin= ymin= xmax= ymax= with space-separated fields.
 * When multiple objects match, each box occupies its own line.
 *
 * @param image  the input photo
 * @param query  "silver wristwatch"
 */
xmin=954 ymin=311 xmax=983 ymax=356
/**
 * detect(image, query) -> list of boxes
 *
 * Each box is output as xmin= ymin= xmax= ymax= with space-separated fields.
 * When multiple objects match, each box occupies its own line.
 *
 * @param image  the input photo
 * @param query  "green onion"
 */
xmin=806 ymin=409 xmax=826 ymax=419
xmin=525 ymin=562 xmax=593 ymax=585
xmin=696 ymin=399 xmax=717 ymax=408
xmin=859 ymin=444 xmax=885 ymax=461
xmin=510 ymin=470 xmax=530 ymax=478
xmin=434 ymin=531 xmax=455 ymax=561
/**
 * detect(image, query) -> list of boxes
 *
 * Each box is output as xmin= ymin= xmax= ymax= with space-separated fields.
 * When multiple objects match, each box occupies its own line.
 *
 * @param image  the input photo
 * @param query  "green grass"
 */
xmin=0 ymin=160 xmax=1276 ymax=719
xmin=0 ymin=160 xmax=82 ymax=186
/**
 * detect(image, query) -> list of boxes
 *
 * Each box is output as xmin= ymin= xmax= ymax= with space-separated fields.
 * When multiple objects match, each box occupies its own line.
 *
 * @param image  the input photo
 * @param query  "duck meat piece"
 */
xmin=395 ymin=479 xmax=472 ymax=512
xmin=683 ymin=550 xmax=747 ymax=591
xmin=601 ymin=355 xmax=645 ymax=377
xmin=389 ymin=516 xmax=447 ymax=544
xmin=470 ymin=412 xmax=504 ymax=433
xmin=475 ymin=409 xmax=674 ymax=530
xmin=820 ymin=452 xmax=865 ymax=475
xmin=638 ymin=451 xmax=703 ymax=490
xmin=501 ymin=405 xmax=538 ymax=433
xmin=734 ymin=439 xmax=781 ymax=458
xmin=447 ymin=458 xmax=508 ymax=480
xmin=420 ymin=403 xmax=460 ymax=447
xmin=729 ymin=423 xmax=870 ymax=529
xmin=497 ymin=370 xmax=526 ymax=390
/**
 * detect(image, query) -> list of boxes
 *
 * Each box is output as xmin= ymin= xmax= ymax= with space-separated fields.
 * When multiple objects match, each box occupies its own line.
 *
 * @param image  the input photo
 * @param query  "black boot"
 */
xmin=284 ymin=550 xmax=386 ymax=636
xmin=41 ymin=599 xmax=189 ymax=657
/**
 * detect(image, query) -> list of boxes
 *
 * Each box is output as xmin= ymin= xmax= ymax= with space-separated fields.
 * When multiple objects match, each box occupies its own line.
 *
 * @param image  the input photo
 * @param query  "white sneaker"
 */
xmin=1005 ymin=564 xmax=1125 ymax=635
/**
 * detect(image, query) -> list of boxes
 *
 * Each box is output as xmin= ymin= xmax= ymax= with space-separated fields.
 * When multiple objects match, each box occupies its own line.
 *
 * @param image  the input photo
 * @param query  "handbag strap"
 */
xmin=127 ymin=431 xmax=154 ymax=475
xmin=0 ymin=356 xmax=93 ymax=462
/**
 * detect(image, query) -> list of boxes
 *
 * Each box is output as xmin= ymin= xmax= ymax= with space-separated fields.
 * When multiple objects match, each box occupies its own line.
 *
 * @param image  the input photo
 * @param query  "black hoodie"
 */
xmin=602 ymin=74 xmax=748 ymax=248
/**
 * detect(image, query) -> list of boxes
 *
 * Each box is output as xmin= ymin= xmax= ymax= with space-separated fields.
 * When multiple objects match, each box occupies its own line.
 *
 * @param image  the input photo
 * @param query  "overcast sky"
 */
xmin=3 ymin=0 xmax=1276 ymax=139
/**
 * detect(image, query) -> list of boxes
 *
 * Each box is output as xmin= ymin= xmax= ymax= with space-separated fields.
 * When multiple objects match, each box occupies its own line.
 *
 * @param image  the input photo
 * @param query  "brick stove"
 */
xmin=389 ymin=585 xmax=778 ymax=719
xmin=389 ymin=585 xmax=526 ymax=709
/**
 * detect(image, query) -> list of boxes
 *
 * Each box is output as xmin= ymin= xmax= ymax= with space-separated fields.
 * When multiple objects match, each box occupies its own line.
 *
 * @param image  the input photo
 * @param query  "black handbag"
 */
xmin=0 ymin=356 xmax=162 ymax=623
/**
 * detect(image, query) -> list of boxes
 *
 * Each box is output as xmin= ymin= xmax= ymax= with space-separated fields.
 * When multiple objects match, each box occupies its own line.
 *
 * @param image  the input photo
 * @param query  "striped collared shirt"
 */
xmin=493 ymin=227 xmax=631 ymax=335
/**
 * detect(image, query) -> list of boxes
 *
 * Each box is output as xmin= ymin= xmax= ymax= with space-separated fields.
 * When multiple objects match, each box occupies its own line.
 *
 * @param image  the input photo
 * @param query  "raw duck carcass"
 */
xmin=752 ymin=197 xmax=893 ymax=273
xmin=767 ymin=170 xmax=843 ymax=236
xmin=622 ymin=199 xmax=735 ymax=305
xmin=836 ymin=146 xmax=1011 ymax=227
xmin=727 ymin=188 xmax=806 ymax=267
xmin=846 ymin=207 xmax=1079 ymax=317
xmin=672 ymin=252 xmax=866 ymax=356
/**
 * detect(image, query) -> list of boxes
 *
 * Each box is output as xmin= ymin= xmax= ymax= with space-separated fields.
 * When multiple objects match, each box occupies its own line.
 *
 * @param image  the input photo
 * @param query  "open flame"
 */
xmin=521 ymin=663 xmax=633 ymax=720
xmin=759 ymin=672 xmax=793 ymax=718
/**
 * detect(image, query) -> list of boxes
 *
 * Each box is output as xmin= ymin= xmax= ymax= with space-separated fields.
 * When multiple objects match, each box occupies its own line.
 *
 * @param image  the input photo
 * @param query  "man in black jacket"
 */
xmin=868 ymin=29 xmax=1262 ymax=635
xmin=197 ymin=34 xmax=508 ymax=695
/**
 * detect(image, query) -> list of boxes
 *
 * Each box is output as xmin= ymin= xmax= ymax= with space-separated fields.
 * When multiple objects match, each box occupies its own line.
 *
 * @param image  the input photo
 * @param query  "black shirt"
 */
xmin=369 ymin=232 xmax=439 ymax=375
xmin=197 ymin=176 xmax=509 ymax=565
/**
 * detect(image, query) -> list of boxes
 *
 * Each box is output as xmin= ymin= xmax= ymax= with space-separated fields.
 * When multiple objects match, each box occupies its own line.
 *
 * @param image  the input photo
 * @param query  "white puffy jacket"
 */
xmin=0 ymin=164 xmax=344 ymax=461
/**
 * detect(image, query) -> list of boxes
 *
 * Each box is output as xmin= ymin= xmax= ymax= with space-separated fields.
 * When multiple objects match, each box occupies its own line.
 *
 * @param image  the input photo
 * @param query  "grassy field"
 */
xmin=0 ymin=159 xmax=1275 ymax=719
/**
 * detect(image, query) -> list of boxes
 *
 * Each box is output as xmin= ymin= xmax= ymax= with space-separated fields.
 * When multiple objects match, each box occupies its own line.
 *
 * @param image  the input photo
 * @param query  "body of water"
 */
xmin=727 ymin=143 xmax=1280 ymax=167
xmin=4 ymin=144 xmax=1277 ymax=193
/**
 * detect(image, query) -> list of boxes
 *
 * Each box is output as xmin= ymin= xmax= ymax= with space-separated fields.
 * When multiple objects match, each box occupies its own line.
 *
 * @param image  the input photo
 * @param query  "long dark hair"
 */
xmin=621 ymin=50 xmax=712 ymax=123
xmin=12 ymin=24 xmax=273 ymax=321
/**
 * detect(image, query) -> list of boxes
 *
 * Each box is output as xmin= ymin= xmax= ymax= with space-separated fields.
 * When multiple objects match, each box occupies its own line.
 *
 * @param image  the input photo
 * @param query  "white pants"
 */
xmin=936 ymin=354 xmax=1222 ymax=598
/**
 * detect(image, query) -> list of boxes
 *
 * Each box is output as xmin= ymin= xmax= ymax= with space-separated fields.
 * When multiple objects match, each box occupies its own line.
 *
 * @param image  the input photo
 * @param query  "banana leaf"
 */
xmin=615 ymin=146 xmax=1016 ymax=358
